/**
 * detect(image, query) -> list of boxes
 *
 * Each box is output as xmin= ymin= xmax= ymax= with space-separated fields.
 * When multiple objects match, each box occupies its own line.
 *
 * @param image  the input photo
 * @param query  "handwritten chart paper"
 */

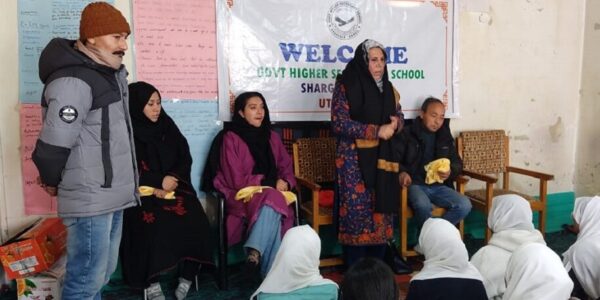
xmin=133 ymin=0 xmax=218 ymax=100
xmin=162 ymin=100 xmax=221 ymax=196
xmin=18 ymin=0 xmax=113 ymax=103
xmin=20 ymin=104 xmax=57 ymax=215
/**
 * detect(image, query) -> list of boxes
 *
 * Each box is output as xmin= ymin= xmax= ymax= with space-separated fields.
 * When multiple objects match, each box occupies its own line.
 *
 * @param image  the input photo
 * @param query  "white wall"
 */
xmin=454 ymin=0 xmax=585 ymax=194
xmin=575 ymin=0 xmax=600 ymax=196
xmin=0 ymin=0 xmax=594 ymax=241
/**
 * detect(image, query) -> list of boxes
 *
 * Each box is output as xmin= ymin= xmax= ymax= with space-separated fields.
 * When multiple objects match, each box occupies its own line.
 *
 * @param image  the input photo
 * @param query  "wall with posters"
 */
xmin=1 ymin=0 xmax=222 ymax=240
xmin=0 ymin=0 xmax=597 ymax=241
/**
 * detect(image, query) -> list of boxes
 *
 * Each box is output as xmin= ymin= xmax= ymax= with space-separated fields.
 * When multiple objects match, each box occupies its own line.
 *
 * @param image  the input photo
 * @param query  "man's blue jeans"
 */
xmin=61 ymin=210 xmax=123 ymax=300
xmin=408 ymin=184 xmax=471 ymax=228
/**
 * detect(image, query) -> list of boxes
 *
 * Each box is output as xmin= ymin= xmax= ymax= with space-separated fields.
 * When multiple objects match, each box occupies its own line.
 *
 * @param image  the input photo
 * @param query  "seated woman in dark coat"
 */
xmin=120 ymin=81 xmax=214 ymax=300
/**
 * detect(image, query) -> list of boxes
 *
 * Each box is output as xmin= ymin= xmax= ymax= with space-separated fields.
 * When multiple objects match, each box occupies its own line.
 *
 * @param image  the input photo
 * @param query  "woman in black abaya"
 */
xmin=120 ymin=81 xmax=214 ymax=300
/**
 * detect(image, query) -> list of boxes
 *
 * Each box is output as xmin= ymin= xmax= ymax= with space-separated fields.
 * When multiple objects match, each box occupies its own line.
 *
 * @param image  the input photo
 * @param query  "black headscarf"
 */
xmin=128 ymin=81 xmax=192 ymax=185
xmin=229 ymin=92 xmax=278 ymax=187
xmin=338 ymin=39 xmax=401 ymax=213
xmin=341 ymin=39 xmax=396 ymax=125
xmin=201 ymin=91 xmax=278 ymax=191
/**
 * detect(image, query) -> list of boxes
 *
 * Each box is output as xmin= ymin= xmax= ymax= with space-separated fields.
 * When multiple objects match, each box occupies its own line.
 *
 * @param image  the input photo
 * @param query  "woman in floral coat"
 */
xmin=332 ymin=39 xmax=404 ymax=268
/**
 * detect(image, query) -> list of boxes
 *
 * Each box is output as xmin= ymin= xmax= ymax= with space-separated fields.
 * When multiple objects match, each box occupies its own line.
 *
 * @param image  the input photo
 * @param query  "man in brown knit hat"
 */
xmin=32 ymin=2 xmax=140 ymax=300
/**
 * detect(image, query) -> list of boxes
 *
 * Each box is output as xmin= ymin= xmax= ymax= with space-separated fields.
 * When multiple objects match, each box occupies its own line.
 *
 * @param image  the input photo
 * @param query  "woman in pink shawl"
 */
xmin=213 ymin=92 xmax=296 ymax=277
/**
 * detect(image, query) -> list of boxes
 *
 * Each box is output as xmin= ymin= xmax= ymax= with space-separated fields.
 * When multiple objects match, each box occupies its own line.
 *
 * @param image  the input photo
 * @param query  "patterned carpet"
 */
xmin=0 ymin=231 xmax=577 ymax=300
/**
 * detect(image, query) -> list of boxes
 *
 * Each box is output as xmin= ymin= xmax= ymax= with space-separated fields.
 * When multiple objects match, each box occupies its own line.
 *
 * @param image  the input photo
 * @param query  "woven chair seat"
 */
xmin=294 ymin=137 xmax=335 ymax=183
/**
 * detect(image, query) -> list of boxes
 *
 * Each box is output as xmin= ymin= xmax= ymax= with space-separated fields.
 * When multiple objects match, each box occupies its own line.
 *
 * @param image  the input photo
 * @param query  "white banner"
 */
xmin=217 ymin=0 xmax=458 ymax=121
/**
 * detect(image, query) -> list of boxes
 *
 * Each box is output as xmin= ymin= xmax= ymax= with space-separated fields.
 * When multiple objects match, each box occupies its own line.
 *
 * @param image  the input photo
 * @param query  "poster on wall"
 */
xmin=18 ymin=0 xmax=114 ymax=104
xmin=162 ymin=101 xmax=222 ymax=198
xmin=217 ymin=0 xmax=458 ymax=121
xmin=132 ymin=0 xmax=218 ymax=100
xmin=19 ymin=104 xmax=58 ymax=215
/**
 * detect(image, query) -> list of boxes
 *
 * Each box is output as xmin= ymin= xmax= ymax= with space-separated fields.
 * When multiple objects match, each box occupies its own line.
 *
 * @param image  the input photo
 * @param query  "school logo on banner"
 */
xmin=326 ymin=1 xmax=362 ymax=40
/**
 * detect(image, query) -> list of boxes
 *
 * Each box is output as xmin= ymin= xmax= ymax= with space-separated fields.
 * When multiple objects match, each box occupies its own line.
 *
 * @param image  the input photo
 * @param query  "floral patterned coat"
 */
xmin=332 ymin=81 xmax=403 ymax=246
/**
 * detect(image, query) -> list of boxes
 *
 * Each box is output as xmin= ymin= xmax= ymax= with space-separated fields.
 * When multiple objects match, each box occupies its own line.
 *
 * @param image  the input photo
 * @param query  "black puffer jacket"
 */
xmin=392 ymin=117 xmax=462 ymax=187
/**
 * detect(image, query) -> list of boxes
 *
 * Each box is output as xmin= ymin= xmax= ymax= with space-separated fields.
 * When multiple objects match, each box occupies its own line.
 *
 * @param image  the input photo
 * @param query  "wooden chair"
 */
xmin=292 ymin=137 xmax=343 ymax=267
xmin=456 ymin=130 xmax=554 ymax=242
xmin=399 ymin=179 xmax=467 ymax=258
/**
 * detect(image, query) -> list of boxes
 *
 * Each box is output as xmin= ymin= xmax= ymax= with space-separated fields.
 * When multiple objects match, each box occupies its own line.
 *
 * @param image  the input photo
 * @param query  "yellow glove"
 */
xmin=424 ymin=158 xmax=451 ymax=184
xmin=235 ymin=186 xmax=297 ymax=205
xmin=138 ymin=186 xmax=175 ymax=200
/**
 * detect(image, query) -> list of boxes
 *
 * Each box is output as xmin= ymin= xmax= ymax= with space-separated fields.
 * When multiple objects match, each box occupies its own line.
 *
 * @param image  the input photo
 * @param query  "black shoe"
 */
xmin=242 ymin=258 xmax=260 ymax=278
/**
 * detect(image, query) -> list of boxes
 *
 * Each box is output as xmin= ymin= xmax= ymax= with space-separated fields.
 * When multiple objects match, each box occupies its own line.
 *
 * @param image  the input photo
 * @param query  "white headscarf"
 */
xmin=250 ymin=225 xmax=337 ymax=299
xmin=487 ymin=194 xmax=545 ymax=251
xmin=572 ymin=195 xmax=600 ymax=241
xmin=563 ymin=196 xmax=600 ymax=271
xmin=504 ymin=243 xmax=573 ymax=300
xmin=488 ymin=194 xmax=535 ymax=232
xmin=471 ymin=194 xmax=545 ymax=299
xmin=569 ymin=238 xmax=600 ymax=299
xmin=411 ymin=218 xmax=483 ymax=281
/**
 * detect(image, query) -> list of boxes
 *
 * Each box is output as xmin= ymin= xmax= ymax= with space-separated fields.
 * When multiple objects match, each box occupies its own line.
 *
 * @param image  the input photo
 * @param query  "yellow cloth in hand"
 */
xmin=235 ymin=186 xmax=297 ymax=205
xmin=138 ymin=186 xmax=175 ymax=200
xmin=424 ymin=158 xmax=451 ymax=184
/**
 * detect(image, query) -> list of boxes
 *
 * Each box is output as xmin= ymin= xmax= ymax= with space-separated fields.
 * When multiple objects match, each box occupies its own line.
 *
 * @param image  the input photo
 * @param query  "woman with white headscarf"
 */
xmin=470 ymin=194 xmax=545 ymax=299
xmin=250 ymin=225 xmax=338 ymax=300
xmin=563 ymin=196 xmax=600 ymax=300
xmin=406 ymin=218 xmax=487 ymax=300
xmin=505 ymin=243 xmax=573 ymax=300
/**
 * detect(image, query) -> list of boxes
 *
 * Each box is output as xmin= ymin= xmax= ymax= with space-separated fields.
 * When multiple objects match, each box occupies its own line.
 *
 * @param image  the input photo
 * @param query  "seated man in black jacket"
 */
xmin=393 ymin=97 xmax=471 ymax=229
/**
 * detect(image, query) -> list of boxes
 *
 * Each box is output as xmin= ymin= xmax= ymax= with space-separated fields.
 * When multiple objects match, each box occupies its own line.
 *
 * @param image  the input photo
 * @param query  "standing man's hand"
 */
xmin=37 ymin=176 xmax=57 ymax=196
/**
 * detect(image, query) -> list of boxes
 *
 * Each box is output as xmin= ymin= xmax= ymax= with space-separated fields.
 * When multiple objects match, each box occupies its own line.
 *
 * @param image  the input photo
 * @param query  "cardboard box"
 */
xmin=16 ymin=255 xmax=66 ymax=300
xmin=0 ymin=218 xmax=66 ymax=279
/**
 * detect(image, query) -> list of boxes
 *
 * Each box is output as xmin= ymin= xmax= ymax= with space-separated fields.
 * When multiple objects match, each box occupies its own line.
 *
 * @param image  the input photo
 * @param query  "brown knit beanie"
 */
xmin=79 ymin=2 xmax=131 ymax=41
